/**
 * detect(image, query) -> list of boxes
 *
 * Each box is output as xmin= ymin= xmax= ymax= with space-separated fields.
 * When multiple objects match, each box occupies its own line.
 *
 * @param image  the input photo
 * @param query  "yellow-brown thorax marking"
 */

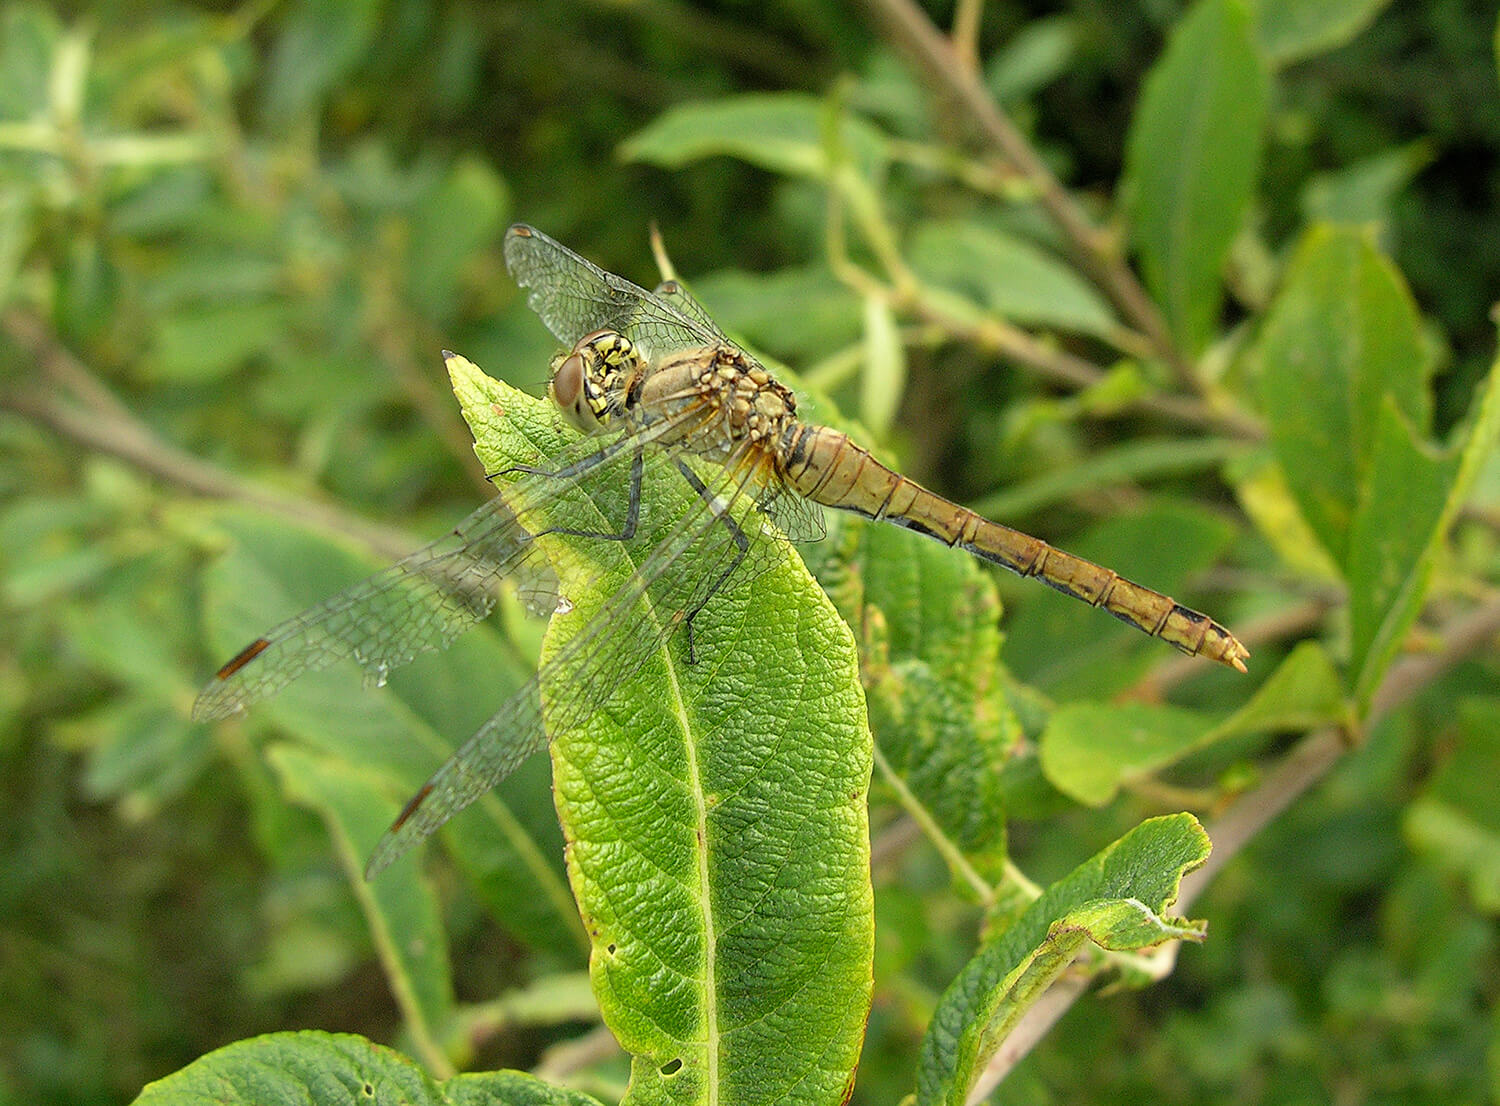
xmin=550 ymin=330 xmax=799 ymax=464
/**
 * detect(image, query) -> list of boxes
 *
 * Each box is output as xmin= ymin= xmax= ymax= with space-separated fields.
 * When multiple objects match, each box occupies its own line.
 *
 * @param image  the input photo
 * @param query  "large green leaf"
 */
xmin=1256 ymin=225 xmax=1430 ymax=568
xmin=620 ymin=92 xmax=889 ymax=182
xmin=821 ymin=517 xmax=1017 ymax=886
xmin=1257 ymin=226 xmax=1499 ymax=703
xmin=1347 ymin=359 xmax=1500 ymax=704
xmin=1124 ymin=0 xmax=1269 ymax=353
xmin=132 ymin=1030 xmax=605 ymax=1106
xmin=1251 ymin=0 xmax=1393 ymax=65
xmin=449 ymin=355 xmax=874 ymax=1105
xmin=907 ymin=218 xmax=1118 ymax=340
xmin=914 ymin=814 xmax=1211 ymax=1106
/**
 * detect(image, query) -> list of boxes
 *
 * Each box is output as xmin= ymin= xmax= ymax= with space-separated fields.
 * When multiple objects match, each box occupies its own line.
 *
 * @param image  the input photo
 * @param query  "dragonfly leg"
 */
xmin=488 ymin=429 xmax=637 ymax=484
xmin=674 ymin=459 xmax=749 ymax=665
xmin=538 ymin=449 xmax=644 ymax=543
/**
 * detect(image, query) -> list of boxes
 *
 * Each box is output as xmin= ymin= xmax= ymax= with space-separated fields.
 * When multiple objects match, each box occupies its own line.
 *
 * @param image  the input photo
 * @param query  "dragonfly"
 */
xmin=195 ymin=223 xmax=1249 ymax=878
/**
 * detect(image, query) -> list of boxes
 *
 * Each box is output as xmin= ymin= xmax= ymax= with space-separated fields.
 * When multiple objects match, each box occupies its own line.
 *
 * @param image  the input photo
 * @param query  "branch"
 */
xmin=902 ymin=285 xmax=1264 ymax=439
xmin=858 ymin=0 xmax=1196 ymax=389
xmin=2 ymin=309 xmax=422 ymax=563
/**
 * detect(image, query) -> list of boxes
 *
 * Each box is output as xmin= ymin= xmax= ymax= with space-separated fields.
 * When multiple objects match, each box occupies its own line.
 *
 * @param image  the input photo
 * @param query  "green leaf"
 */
xmin=269 ymin=746 xmax=454 ymax=1043
xmin=1348 ymin=357 xmax=1500 ymax=704
xmin=983 ymin=16 xmax=1077 ymax=104
xmin=1232 ymin=448 xmax=1343 ymax=581
xmin=688 ymin=265 xmax=863 ymax=365
xmin=1041 ymin=701 xmax=1212 ymax=806
xmin=1042 ymin=642 xmax=1345 ymax=805
xmin=1406 ymin=698 xmax=1500 ymax=912
xmin=448 ymin=354 xmax=874 ymax=1104
xmin=197 ymin=511 xmax=584 ymax=958
xmin=1206 ymin=640 xmax=1345 ymax=740
xmin=1124 ymin=0 xmax=1269 ymax=353
xmin=1251 ymin=0 xmax=1393 ymax=65
xmin=1257 ymin=228 xmax=1498 ymax=704
xmin=908 ymin=218 xmax=1118 ymax=339
xmin=81 ymin=698 xmax=213 ymax=803
xmin=262 ymin=0 xmax=380 ymax=122
xmin=1257 ymin=225 xmax=1431 ymax=569
xmin=0 ymin=5 xmax=59 ymax=121
xmin=149 ymin=301 xmax=291 ymax=382
xmin=915 ymin=815 xmax=1211 ymax=1105
xmin=620 ymin=92 xmax=889 ymax=182
xmin=1300 ymin=142 xmax=1434 ymax=234
xmin=827 ymin=518 xmax=1016 ymax=884
xmin=133 ymin=1030 xmax=605 ymax=1106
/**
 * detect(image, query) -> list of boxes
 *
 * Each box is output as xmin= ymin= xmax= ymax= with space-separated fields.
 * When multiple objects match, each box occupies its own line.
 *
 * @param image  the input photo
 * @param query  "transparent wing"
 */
xmin=192 ymin=498 xmax=539 ymax=721
xmin=504 ymin=224 xmax=728 ymax=359
xmin=651 ymin=279 xmax=729 ymax=344
xmin=756 ymin=479 xmax=826 ymax=545
xmin=365 ymin=442 xmax=795 ymax=876
xmin=192 ymin=410 xmax=701 ymax=722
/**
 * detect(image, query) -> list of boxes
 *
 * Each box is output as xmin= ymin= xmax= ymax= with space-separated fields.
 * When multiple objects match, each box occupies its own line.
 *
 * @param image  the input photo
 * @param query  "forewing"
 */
xmin=504 ymin=224 xmax=725 ymax=359
xmin=193 ymin=419 xmax=684 ymax=722
xmin=192 ymin=496 xmax=541 ymax=721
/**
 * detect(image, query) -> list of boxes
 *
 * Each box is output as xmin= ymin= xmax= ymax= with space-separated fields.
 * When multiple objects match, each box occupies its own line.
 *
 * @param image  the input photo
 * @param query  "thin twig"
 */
xmin=822 ymin=186 xmax=1261 ymax=439
xmin=857 ymin=0 xmax=1195 ymax=390
xmin=902 ymin=287 xmax=1264 ymax=439
xmin=951 ymin=0 xmax=984 ymax=73
xmin=873 ymin=740 xmax=995 ymax=903
xmin=965 ymin=975 xmax=1090 ymax=1103
xmin=2 ymin=310 xmax=423 ymax=562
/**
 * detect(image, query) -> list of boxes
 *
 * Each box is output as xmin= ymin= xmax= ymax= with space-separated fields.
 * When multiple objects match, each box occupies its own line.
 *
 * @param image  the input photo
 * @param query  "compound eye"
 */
xmin=549 ymin=353 xmax=597 ymax=431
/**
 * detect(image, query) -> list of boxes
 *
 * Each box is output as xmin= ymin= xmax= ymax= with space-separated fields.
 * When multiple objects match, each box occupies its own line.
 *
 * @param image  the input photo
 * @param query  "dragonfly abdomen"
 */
xmin=781 ymin=423 xmax=1249 ymax=671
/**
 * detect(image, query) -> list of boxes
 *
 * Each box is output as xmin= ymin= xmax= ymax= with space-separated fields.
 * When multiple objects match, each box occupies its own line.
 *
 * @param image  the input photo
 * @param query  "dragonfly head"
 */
xmin=549 ymin=329 xmax=639 ymax=433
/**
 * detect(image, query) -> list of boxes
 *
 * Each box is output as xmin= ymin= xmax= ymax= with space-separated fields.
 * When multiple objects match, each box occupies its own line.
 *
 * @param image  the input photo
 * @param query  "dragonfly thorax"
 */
xmin=552 ymin=329 xmax=801 ymax=464
xmin=638 ymin=344 xmax=800 ymax=462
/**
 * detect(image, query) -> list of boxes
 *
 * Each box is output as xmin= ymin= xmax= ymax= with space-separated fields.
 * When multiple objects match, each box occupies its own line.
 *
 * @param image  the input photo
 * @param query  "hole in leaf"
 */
xmin=660 ymin=1058 xmax=683 ymax=1076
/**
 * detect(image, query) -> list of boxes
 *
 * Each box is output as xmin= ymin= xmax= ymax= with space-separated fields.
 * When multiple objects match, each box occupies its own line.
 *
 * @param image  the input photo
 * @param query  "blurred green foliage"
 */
xmin=0 ymin=1 xmax=1497 ymax=1104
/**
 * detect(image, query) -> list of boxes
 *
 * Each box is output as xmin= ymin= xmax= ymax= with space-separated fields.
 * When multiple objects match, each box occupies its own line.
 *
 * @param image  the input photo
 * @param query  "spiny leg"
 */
xmin=536 ymin=448 xmax=643 ymax=544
